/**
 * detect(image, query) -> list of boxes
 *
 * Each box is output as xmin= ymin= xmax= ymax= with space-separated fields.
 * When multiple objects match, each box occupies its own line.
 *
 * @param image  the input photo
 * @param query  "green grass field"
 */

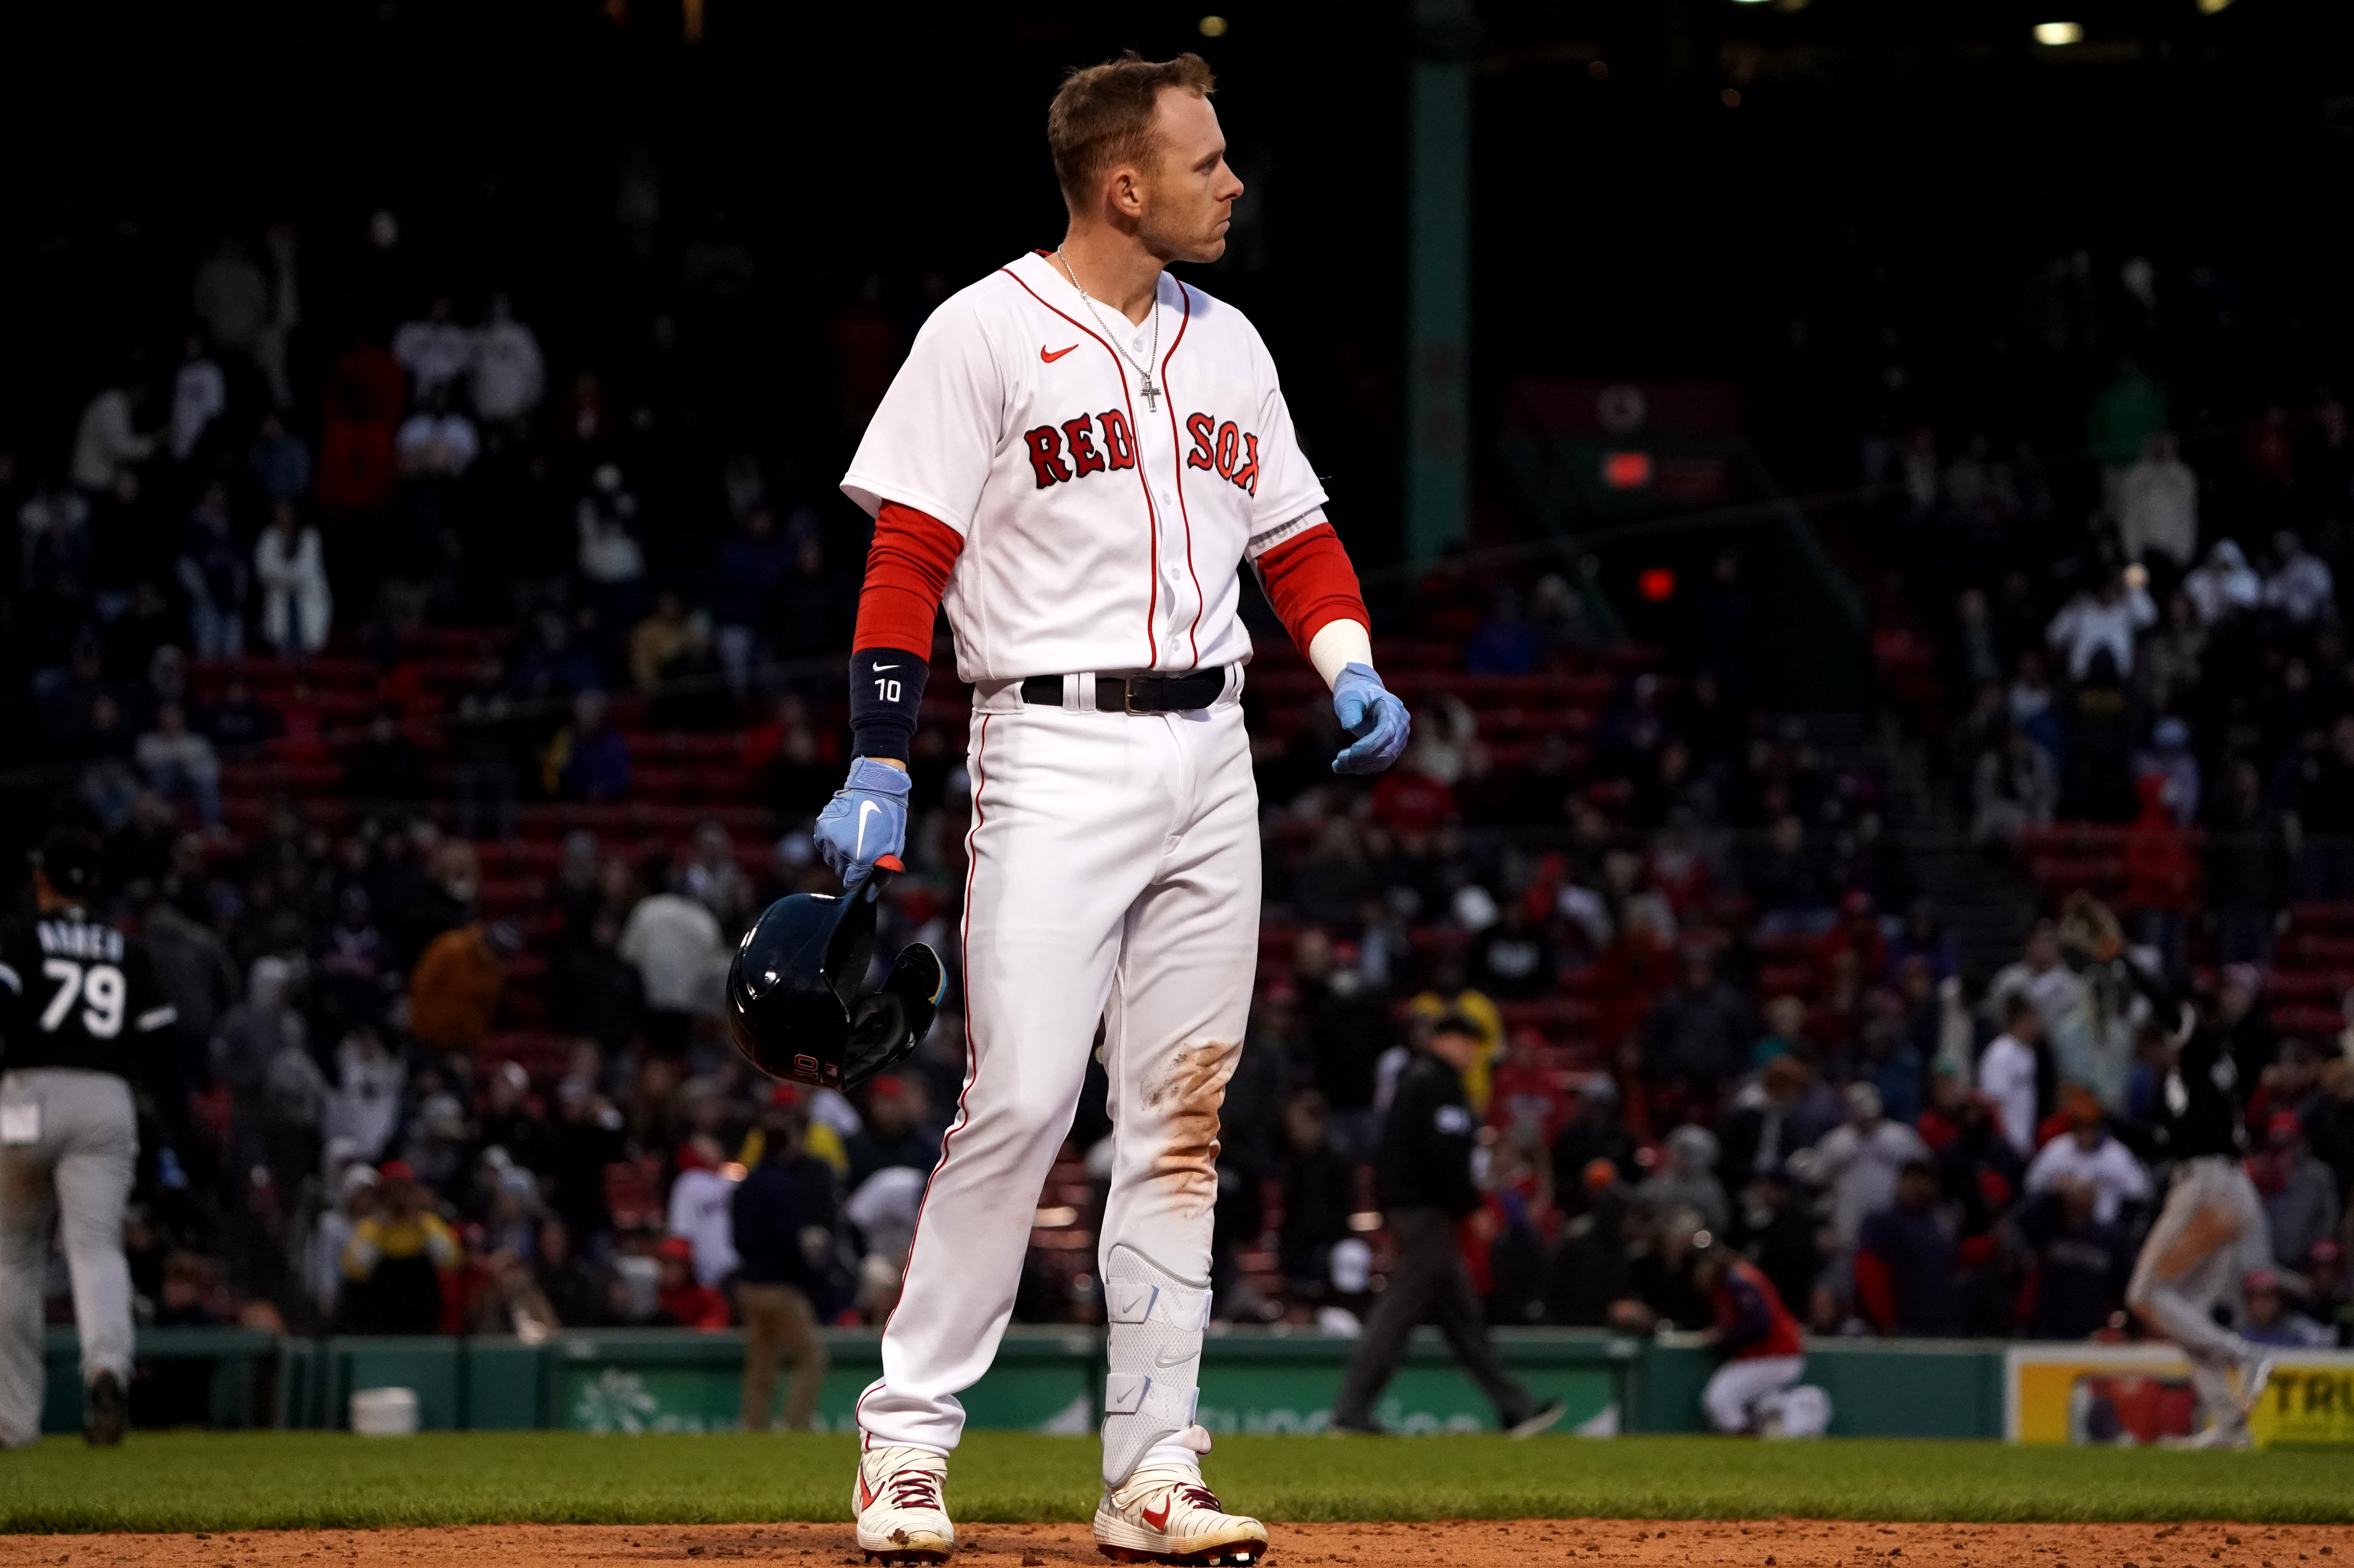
xmin=4 ymin=1433 xmax=2354 ymax=1534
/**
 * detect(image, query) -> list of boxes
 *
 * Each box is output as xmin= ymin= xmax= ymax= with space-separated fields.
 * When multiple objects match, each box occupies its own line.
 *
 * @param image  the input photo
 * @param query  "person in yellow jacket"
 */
xmin=1406 ymin=957 xmax=1504 ymax=1111
xmin=341 ymin=1160 xmax=460 ymax=1331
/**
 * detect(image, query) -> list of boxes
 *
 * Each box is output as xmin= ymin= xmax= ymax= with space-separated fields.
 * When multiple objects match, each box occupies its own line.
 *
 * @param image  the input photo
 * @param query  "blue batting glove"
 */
xmin=1331 ymin=663 xmax=1412 ymax=775
xmin=814 ymin=758 xmax=912 ymax=889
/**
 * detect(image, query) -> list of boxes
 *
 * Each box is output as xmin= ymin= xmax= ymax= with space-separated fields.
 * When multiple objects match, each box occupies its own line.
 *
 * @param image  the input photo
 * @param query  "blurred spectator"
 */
xmin=170 ymin=333 xmax=226 ymax=463
xmin=177 ymin=483 xmax=247 ymax=658
xmin=311 ymin=1163 xmax=379 ymax=1326
xmin=471 ymin=293 xmax=545 ymax=427
xmin=2023 ymin=1097 xmax=2151 ymax=1225
xmin=845 ymin=1076 xmax=939 ymax=1191
xmin=71 ymin=373 xmax=157 ymax=492
xmin=576 ymin=464 xmax=646 ymax=604
xmin=2010 ymin=1180 xmax=2132 ymax=1340
xmin=543 ymin=691 xmax=631 ymax=802
xmin=1641 ymin=946 xmax=1754 ymax=1120
xmin=135 ymin=702 xmax=221 ymax=826
xmin=1275 ymin=1089 xmax=1356 ymax=1301
xmin=407 ymin=920 xmax=518 ymax=1053
xmin=1977 ymin=996 xmax=2044 ymax=1159
xmin=654 ymin=1236 xmax=731 ymax=1328
xmin=1801 ymin=1082 xmax=1931 ymax=1259
xmin=246 ymin=412 xmax=313 ymax=506
xmin=733 ymin=1102 xmax=835 ymax=1431
xmin=1635 ymin=1123 xmax=1731 ymax=1236
xmin=1853 ymin=1159 xmax=1961 ymax=1335
xmin=317 ymin=331 xmax=405 ymax=517
xmin=2183 ymin=538 xmax=2261 ymax=626
xmin=2261 ymin=529 xmax=2336 ymax=626
xmin=618 ymin=870 xmax=724 ymax=1055
xmin=2115 ymin=433 xmax=2196 ymax=570
xmin=395 ymin=385 xmax=480 ymax=479
xmin=393 ymin=295 xmax=474 ymax=401
xmin=255 ymin=503 xmax=332 ymax=655
xmin=340 ymin=1161 xmax=459 ymax=1332
xmin=2045 ymin=571 xmax=2156 ymax=681
xmin=2239 ymin=1269 xmax=2333 ymax=1349
xmin=2251 ymin=1111 xmax=2341 ymax=1270
xmin=346 ymin=711 xmax=429 ymax=812
xmin=667 ymin=1134 xmax=740 ymax=1288
xmin=713 ymin=507 xmax=793 ymax=697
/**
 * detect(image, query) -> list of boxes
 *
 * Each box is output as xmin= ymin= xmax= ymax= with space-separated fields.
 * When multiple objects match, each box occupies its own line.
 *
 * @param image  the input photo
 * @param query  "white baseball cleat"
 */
xmin=2236 ymin=1351 xmax=2275 ymax=1416
xmin=2160 ymin=1421 xmax=2251 ymax=1450
xmin=1093 ymin=1463 xmax=1268 ymax=1566
xmin=854 ymin=1444 xmax=955 ymax=1565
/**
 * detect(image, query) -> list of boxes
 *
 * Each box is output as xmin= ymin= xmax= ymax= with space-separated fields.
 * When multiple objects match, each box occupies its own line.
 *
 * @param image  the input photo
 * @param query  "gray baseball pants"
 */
xmin=2126 ymin=1153 xmax=2273 ymax=1433
xmin=0 ymin=1069 xmax=138 ymax=1448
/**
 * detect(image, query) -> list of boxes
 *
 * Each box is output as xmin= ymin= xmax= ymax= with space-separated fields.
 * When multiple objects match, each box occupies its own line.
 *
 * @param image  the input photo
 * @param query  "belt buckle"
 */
xmin=1122 ymin=677 xmax=1149 ymax=716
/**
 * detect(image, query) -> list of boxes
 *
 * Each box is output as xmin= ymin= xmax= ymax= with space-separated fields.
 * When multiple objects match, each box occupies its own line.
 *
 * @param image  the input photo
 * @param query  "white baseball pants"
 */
xmin=1702 ymin=1354 xmax=1804 ymax=1433
xmin=857 ymin=678 xmax=1259 ymax=1462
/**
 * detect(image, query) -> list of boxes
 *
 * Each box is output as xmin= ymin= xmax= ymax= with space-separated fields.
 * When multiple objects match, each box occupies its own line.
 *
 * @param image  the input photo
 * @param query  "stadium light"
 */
xmin=2033 ymin=21 xmax=2084 ymax=44
xmin=1199 ymin=14 xmax=1228 ymax=35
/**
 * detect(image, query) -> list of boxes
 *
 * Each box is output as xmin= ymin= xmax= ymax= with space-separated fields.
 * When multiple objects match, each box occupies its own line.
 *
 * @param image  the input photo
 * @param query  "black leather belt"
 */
xmin=1019 ymin=667 xmax=1228 ymax=713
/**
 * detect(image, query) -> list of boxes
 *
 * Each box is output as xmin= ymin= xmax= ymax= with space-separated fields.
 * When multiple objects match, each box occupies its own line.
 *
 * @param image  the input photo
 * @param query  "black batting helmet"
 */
xmin=726 ymin=857 xmax=947 ymax=1092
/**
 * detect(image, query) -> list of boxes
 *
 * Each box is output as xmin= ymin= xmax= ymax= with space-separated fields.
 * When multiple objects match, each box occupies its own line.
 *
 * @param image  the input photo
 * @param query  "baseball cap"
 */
xmin=378 ymin=1160 xmax=417 ymax=1184
xmin=34 ymin=827 xmax=103 ymax=901
xmin=2309 ymin=1238 xmax=2344 ymax=1269
xmin=2244 ymin=1268 xmax=2281 ymax=1294
xmin=2267 ymin=1110 xmax=2303 ymax=1144
xmin=657 ymin=1235 xmax=694 ymax=1261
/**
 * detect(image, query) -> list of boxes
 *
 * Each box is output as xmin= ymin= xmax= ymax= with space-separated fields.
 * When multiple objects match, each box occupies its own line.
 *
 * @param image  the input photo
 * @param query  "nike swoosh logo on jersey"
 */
xmin=855 ymin=800 xmax=883 ymax=859
xmin=1041 ymin=343 xmax=1079 ymax=362
xmin=1141 ymin=1499 xmax=1171 ymax=1532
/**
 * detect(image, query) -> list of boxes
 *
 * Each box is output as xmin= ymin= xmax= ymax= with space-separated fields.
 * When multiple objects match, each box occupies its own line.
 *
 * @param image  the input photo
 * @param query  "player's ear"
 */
xmin=1108 ymin=164 xmax=1147 ymax=221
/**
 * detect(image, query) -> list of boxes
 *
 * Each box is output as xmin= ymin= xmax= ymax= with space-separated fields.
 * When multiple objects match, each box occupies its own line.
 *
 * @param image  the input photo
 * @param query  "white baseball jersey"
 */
xmin=840 ymin=249 xmax=1327 ymax=680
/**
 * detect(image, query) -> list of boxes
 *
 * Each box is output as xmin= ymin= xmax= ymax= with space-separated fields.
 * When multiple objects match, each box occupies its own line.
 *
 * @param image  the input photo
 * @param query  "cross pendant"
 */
xmin=1140 ymin=376 xmax=1161 ymax=414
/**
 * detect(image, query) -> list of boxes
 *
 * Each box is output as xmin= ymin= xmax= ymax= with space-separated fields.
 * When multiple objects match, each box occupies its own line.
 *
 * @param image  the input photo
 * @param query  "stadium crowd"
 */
xmin=4 ymin=210 xmax=2353 ymax=1385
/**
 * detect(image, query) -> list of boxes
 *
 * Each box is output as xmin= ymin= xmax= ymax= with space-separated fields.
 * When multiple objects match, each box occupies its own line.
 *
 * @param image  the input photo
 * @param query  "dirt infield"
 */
xmin=3 ymin=1519 xmax=2350 ymax=1568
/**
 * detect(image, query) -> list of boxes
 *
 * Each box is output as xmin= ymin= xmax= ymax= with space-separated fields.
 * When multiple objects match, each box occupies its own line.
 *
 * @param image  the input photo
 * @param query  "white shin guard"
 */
xmin=1100 ymin=1243 xmax=1211 ymax=1488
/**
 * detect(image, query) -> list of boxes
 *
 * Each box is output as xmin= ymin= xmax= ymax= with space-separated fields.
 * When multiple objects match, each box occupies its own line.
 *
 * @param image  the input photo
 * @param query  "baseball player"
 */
xmin=818 ymin=51 xmax=1409 ymax=1567
xmin=2116 ymin=959 xmax=2278 ymax=1448
xmin=0 ymin=828 xmax=178 ymax=1448
xmin=1691 ymin=1235 xmax=1828 ymax=1438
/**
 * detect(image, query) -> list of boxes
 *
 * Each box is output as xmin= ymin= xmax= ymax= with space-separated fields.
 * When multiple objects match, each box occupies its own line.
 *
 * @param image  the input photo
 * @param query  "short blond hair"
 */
xmin=1047 ymin=51 xmax=1216 ymax=209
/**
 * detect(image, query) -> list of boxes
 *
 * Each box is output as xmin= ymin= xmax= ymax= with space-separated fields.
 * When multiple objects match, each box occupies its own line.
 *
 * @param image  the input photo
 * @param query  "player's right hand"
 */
xmin=814 ymin=758 xmax=912 ymax=890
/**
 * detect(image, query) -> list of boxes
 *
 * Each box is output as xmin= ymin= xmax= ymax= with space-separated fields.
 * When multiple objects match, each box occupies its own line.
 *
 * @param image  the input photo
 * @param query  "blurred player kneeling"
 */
xmin=1693 ymin=1234 xmax=1831 ymax=1438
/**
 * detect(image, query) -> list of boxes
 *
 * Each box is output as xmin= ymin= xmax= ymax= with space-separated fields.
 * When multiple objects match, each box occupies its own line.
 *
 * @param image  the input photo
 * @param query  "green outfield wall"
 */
xmin=42 ymin=1326 xmax=2017 ymax=1440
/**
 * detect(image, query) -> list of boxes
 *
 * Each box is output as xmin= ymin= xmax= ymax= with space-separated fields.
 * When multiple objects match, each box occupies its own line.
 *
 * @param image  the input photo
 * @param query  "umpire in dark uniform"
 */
xmin=1331 ymin=1013 xmax=1565 ymax=1436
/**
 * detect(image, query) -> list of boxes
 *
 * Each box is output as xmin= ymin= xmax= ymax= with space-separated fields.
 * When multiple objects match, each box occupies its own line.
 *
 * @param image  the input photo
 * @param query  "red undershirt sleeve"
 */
xmin=1253 ymin=522 xmax=1369 ymax=660
xmin=854 ymin=501 xmax=964 ymax=654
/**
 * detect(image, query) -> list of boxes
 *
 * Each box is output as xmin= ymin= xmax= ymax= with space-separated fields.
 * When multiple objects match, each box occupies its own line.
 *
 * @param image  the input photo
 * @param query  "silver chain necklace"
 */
xmin=1054 ymin=248 xmax=1163 ymax=413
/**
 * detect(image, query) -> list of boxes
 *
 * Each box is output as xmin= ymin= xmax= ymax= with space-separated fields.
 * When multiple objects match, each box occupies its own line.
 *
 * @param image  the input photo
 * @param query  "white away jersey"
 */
xmin=841 ymin=250 xmax=1327 ymax=682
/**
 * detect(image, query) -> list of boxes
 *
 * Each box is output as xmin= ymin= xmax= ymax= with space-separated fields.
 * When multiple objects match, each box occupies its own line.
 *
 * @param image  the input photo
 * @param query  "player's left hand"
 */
xmin=1330 ymin=663 xmax=1412 ymax=775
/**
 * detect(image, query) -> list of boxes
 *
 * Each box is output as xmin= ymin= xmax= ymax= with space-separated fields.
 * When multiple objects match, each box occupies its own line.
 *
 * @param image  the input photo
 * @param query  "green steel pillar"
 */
xmin=1406 ymin=0 xmax=1477 ymax=562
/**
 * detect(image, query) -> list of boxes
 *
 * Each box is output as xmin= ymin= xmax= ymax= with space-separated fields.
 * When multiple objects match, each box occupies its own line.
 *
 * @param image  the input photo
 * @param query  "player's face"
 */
xmin=1137 ymin=88 xmax=1243 ymax=264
